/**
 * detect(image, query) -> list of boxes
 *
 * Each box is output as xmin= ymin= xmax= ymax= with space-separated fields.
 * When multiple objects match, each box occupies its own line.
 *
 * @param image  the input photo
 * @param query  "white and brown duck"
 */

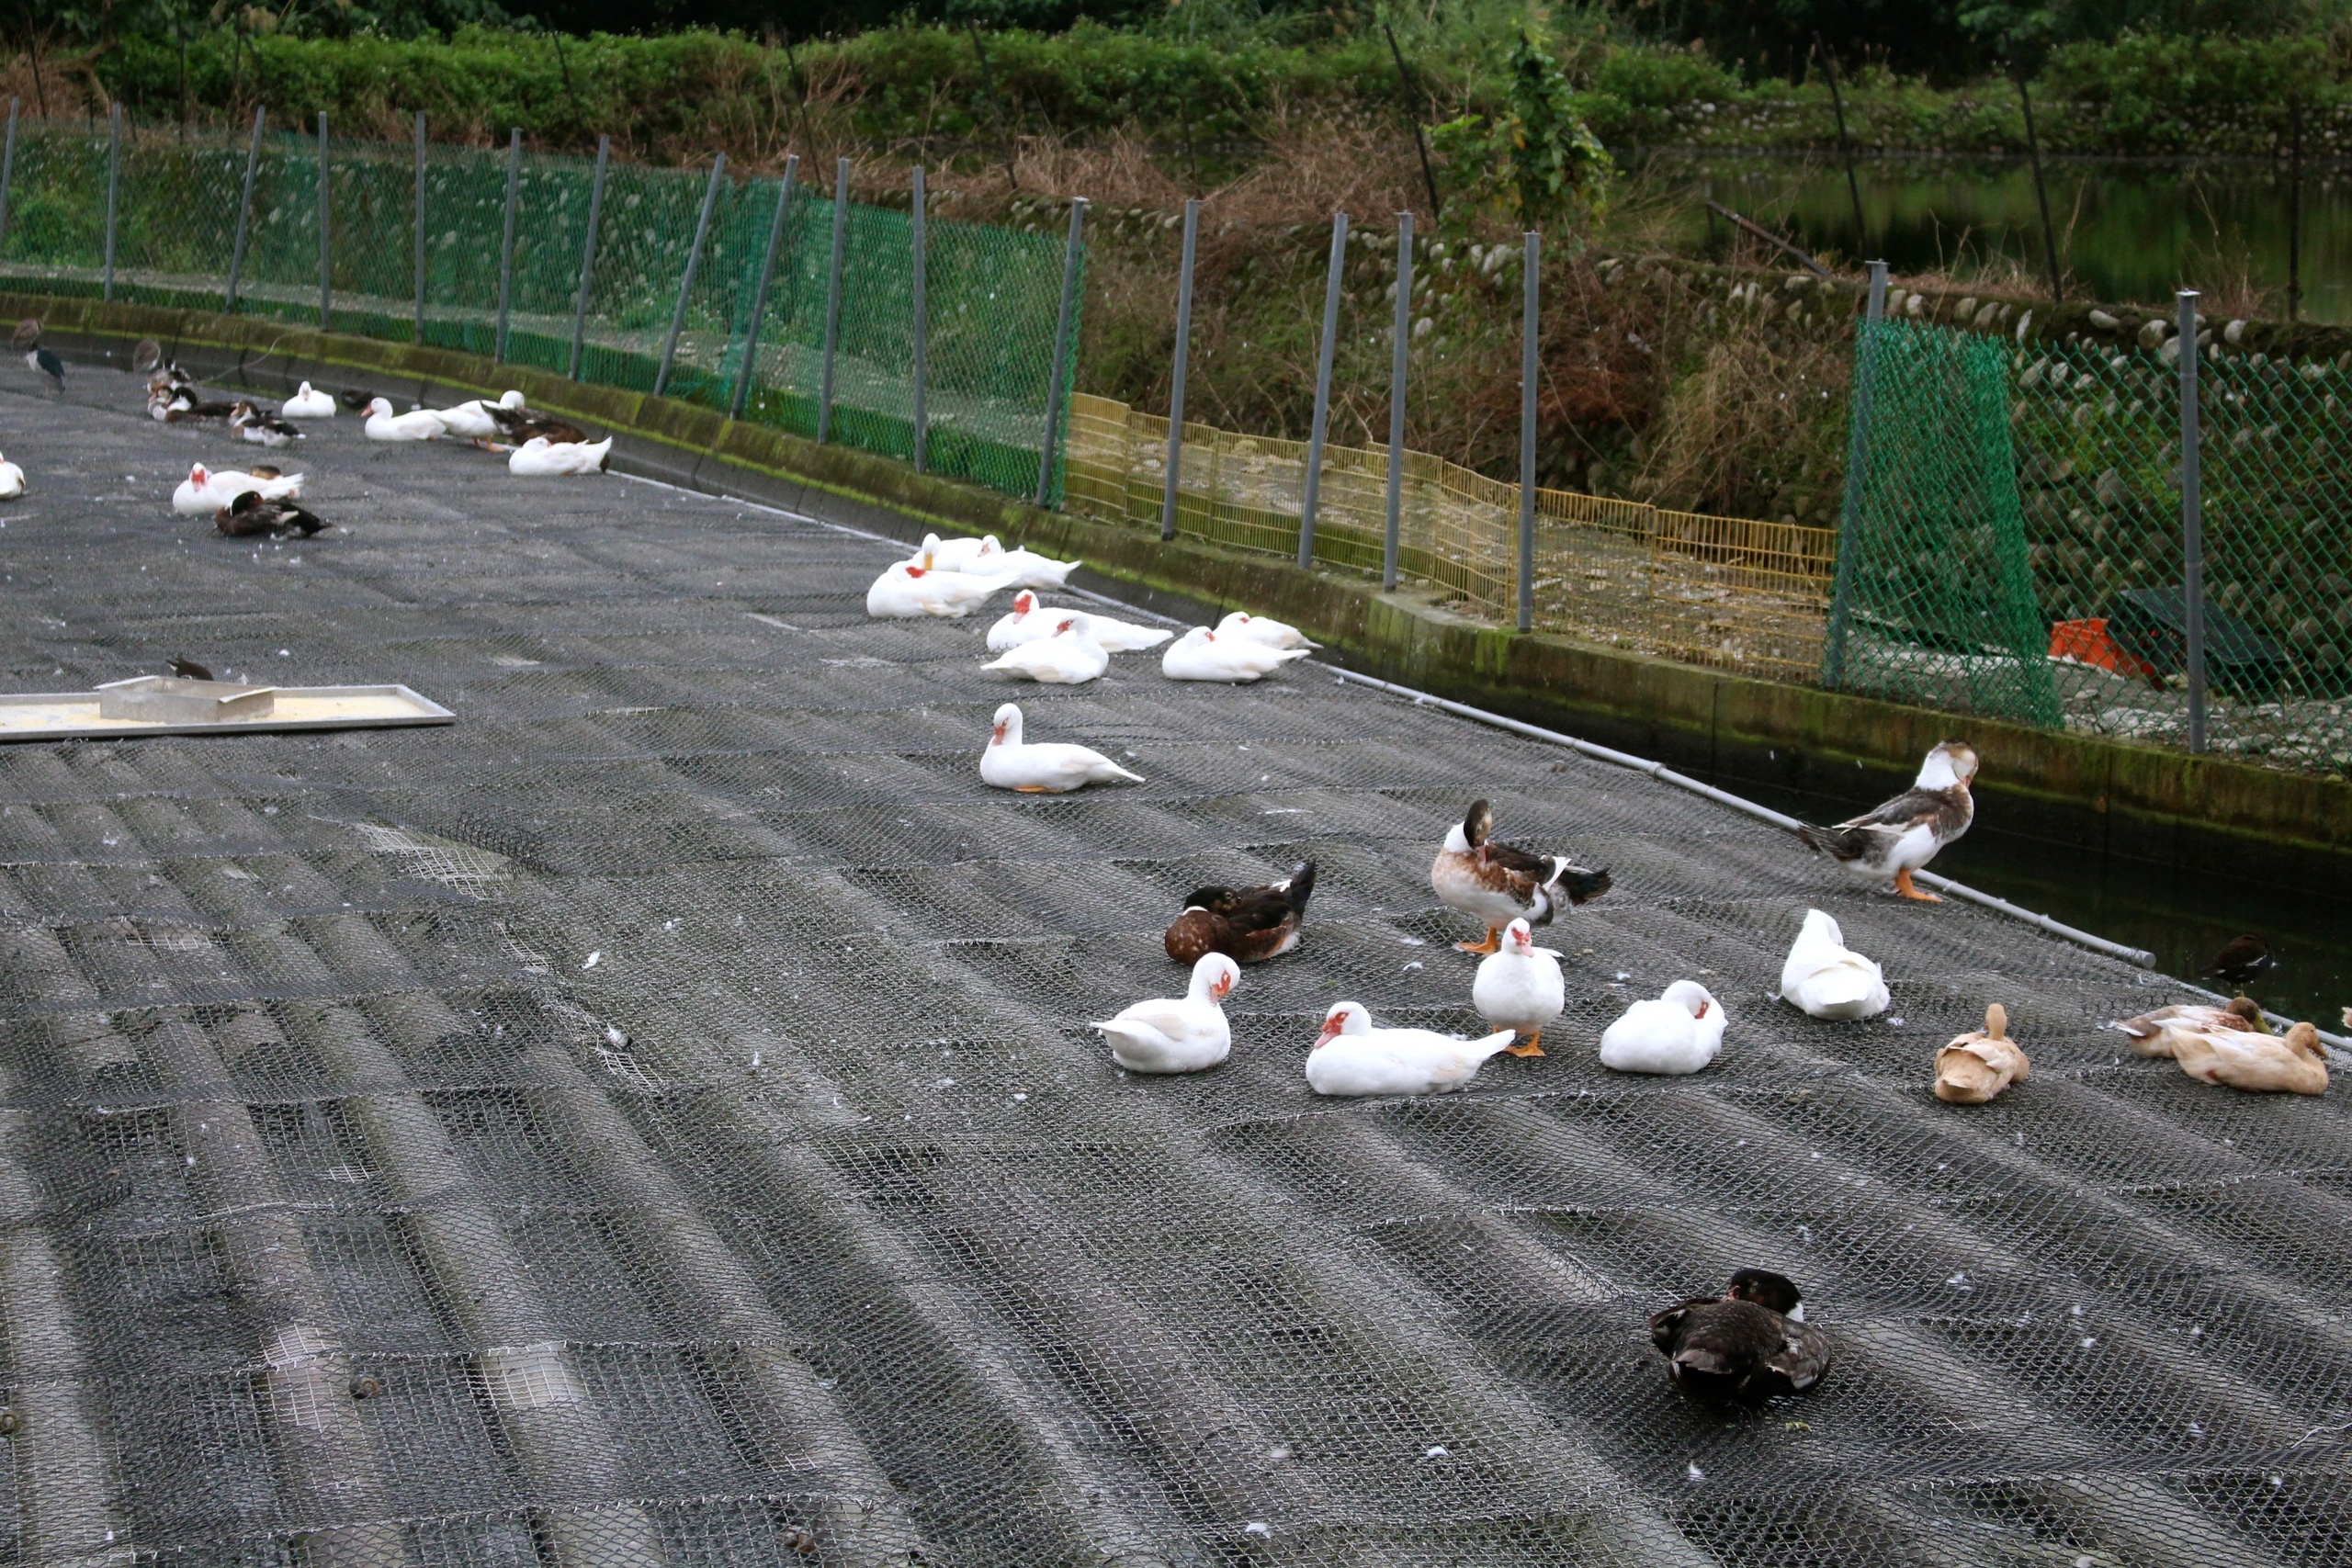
xmin=1796 ymin=739 xmax=1979 ymax=901
xmin=2109 ymin=996 xmax=2265 ymax=1058
xmin=1430 ymin=798 xmax=1610 ymax=954
xmin=1164 ymin=862 xmax=1315 ymax=965
xmin=1647 ymin=1269 xmax=1832 ymax=1404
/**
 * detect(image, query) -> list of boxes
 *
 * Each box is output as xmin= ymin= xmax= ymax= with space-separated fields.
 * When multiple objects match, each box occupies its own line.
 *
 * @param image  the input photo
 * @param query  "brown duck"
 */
xmin=1795 ymin=739 xmax=1978 ymax=902
xmin=1165 ymin=863 xmax=1315 ymax=965
xmin=1430 ymin=799 xmax=1610 ymax=954
xmin=1648 ymin=1269 xmax=1832 ymax=1404
xmin=215 ymin=491 xmax=328 ymax=538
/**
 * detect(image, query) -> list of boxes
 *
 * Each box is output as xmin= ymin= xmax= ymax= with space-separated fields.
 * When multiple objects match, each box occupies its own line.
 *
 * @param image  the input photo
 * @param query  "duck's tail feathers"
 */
xmin=1102 ymin=762 xmax=1146 ymax=784
xmin=1547 ymin=862 xmax=1611 ymax=905
xmin=1283 ymin=861 xmax=1317 ymax=915
xmin=1472 ymin=1029 xmax=1521 ymax=1060
xmin=1795 ymin=823 xmax=1864 ymax=861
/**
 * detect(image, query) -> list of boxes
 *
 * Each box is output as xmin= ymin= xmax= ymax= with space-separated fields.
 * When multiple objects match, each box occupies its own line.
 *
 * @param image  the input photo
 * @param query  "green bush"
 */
xmin=2043 ymin=32 xmax=2338 ymax=150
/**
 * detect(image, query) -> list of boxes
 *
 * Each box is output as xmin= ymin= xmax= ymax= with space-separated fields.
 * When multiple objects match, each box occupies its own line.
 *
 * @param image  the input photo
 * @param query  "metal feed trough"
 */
xmin=0 ymin=362 xmax=2341 ymax=1566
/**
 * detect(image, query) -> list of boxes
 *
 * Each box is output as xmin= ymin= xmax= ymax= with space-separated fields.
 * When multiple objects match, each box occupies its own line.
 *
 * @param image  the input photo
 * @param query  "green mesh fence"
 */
xmin=0 ymin=116 xmax=1077 ymax=506
xmin=1826 ymin=319 xmax=2063 ymax=728
xmin=1840 ymin=313 xmax=2352 ymax=774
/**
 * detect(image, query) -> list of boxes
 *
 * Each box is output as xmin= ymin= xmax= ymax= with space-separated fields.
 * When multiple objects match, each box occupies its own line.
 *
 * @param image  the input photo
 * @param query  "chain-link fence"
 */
xmin=1069 ymin=393 xmax=1838 ymax=684
xmin=0 ymin=113 xmax=1080 ymax=505
xmin=1833 ymin=308 xmax=2352 ymax=773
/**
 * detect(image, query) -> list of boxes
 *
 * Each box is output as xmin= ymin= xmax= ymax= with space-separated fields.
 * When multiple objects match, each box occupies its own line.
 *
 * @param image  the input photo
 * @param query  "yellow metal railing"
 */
xmin=1066 ymin=393 xmax=1837 ymax=684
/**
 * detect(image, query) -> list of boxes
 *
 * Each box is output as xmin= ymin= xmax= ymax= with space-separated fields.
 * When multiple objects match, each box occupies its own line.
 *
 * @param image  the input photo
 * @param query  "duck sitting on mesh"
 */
xmin=1648 ymin=1269 xmax=1832 ymax=1404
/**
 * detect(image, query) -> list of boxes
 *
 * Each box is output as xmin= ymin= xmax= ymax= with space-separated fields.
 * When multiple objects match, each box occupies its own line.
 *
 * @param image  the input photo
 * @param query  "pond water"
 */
xmin=1646 ymin=152 xmax=2352 ymax=325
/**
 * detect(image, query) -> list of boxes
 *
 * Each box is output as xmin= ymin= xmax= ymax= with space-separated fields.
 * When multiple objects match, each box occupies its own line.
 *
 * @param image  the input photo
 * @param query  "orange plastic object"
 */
xmin=2048 ymin=618 xmax=2161 ymax=684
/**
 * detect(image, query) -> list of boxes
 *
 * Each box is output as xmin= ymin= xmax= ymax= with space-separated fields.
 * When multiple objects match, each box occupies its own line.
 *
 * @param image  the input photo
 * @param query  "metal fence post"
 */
xmin=225 ymin=106 xmax=263 ymax=311
xmin=1035 ymin=197 xmax=1087 ymax=508
xmin=1384 ymin=210 xmax=1414 ymax=590
xmin=1823 ymin=259 xmax=1889 ymax=688
xmin=655 ymin=152 xmax=727 ymax=400
xmin=0 ymin=99 xmax=20 ymax=264
xmin=1298 ymin=209 xmax=1349 ymax=568
xmin=315 ymin=111 xmax=331 ymax=330
xmin=910 ymin=164 xmax=930 ymax=470
xmin=817 ymin=157 xmax=851 ymax=443
xmin=569 ymin=134 xmax=609 ymax=380
xmin=2179 ymin=288 xmax=2206 ymax=754
xmin=412 ymin=112 xmax=426 ymax=343
xmin=1159 ymin=196 xmax=1199 ymax=541
xmin=1517 ymin=229 xmax=1540 ymax=633
xmin=103 ymin=103 xmax=120 ymax=301
xmin=730 ymin=154 xmax=797 ymax=422
xmin=494 ymin=127 xmax=520 ymax=362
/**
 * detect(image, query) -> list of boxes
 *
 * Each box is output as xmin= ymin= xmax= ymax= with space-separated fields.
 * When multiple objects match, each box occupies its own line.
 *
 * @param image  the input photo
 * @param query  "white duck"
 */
xmin=362 ymin=397 xmax=447 ymax=441
xmin=912 ymin=531 xmax=1001 ymax=570
xmin=1472 ymin=918 xmax=1563 ymax=1056
xmin=1214 ymin=610 xmax=1319 ymax=650
xmin=1161 ymin=626 xmax=1314 ymax=682
xmin=978 ymin=703 xmax=1143 ymax=793
xmin=987 ymin=590 xmax=1171 ymax=653
xmin=280 ymin=381 xmax=336 ymax=419
xmin=0 ymin=452 xmax=21 ymax=499
xmin=991 ymin=545 xmax=1081 ymax=590
xmin=1093 ymin=953 xmax=1239 ymax=1073
xmin=435 ymin=389 xmax=526 ymax=439
xmin=509 ymin=436 xmax=613 ymax=476
xmin=173 ymin=462 xmax=303 ymax=516
xmin=1600 ymin=982 xmax=1727 ymax=1075
xmin=1305 ymin=1001 xmax=1520 ymax=1097
xmin=981 ymin=613 xmax=1111 ymax=684
xmin=866 ymin=559 xmax=1016 ymax=619
xmin=1780 ymin=909 xmax=1890 ymax=1021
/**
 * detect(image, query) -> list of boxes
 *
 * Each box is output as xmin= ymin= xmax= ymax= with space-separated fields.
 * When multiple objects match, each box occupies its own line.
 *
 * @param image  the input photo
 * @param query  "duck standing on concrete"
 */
xmin=14 ymin=319 xmax=62 ymax=395
xmin=1092 ymin=953 xmax=1240 ymax=1074
xmin=1795 ymin=740 xmax=1979 ymax=902
xmin=1165 ymin=863 xmax=1315 ymax=965
xmin=1472 ymin=918 xmax=1564 ymax=1056
xmin=1648 ymin=1269 xmax=1831 ymax=1404
xmin=1430 ymin=798 xmax=1611 ymax=954
xmin=1780 ymin=908 xmax=1890 ymax=1020
xmin=1933 ymin=1003 xmax=2030 ymax=1103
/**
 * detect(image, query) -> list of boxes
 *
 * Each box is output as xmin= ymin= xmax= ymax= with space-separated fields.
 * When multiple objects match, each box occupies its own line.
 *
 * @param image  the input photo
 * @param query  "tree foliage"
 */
xmin=1427 ymin=28 xmax=1612 ymax=231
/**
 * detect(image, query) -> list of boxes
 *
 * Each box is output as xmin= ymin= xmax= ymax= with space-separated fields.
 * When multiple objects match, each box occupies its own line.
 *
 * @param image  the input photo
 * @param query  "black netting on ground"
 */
xmin=0 ymin=363 xmax=2344 ymax=1565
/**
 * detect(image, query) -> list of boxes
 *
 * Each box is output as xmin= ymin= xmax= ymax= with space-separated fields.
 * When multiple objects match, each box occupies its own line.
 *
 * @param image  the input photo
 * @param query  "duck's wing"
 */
xmin=1646 ymin=1296 xmax=1717 ymax=1354
xmin=1764 ymin=1318 xmax=1833 ymax=1395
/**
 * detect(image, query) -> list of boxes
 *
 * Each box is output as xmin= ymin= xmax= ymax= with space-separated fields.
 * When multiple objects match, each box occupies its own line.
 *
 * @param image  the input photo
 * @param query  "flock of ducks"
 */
xmin=0 ymin=321 xmax=619 ymax=532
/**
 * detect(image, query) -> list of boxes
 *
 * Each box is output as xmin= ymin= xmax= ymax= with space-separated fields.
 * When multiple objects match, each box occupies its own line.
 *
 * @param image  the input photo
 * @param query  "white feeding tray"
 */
xmin=0 ymin=682 xmax=453 ymax=742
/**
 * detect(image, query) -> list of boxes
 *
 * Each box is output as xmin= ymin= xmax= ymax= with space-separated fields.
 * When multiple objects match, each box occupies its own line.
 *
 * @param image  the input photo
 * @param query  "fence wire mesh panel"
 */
xmin=0 ymin=117 xmax=1074 ymax=507
xmin=0 ymin=365 xmax=2346 ymax=1565
xmin=1068 ymin=393 xmax=1835 ymax=683
xmin=2009 ymin=326 xmax=2352 ymax=771
xmin=1828 ymin=321 xmax=2063 ymax=728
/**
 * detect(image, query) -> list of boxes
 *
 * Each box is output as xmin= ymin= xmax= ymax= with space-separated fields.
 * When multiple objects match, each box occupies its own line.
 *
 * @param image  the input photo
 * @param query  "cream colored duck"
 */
xmin=866 ymin=560 xmax=1016 ymax=619
xmin=1472 ymin=919 xmax=1564 ymax=1056
xmin=2109 ymin=998 xmax=2265 ymax=1058
xmin=173 ymin=462 xmax=302 ymax=516
xmin=1600 ymin=982 xmax=1727 ymax=1075
xmin=1779 ymin=909 xmax=1889 ymax=1021
xmin=2175 ymin=1019 xmax=2328 ymax=1095
xmin=362 ymin=397 xmax=447 ymax=441
xmin=1305 ymin=1001 xmax=1519 ymax=1097
xmin=0 ymin=452 xmax=21 ymax=499
xmin=435 ymin=389 xmax=526 ymax=439
xmin=280 ymin=381 xmax=337 ymax=419
xmin=1934 ymin=1003 xmax=2030 ymax=1103
xmin=508 ymin=435 xmax=613 ymax=476
xmin=978 ymin=703 xmax=1143 ymax=793
xmin=1093 ymin=953 xmax=1239 ymax=1073
xmin=981 ymin=612 xmax=1110 ymax=684
xmin=987 ymin=591 xmax=1171 ymax=653
xmin=1161 ymin=626 xmax=1313 ymax=682
xmin=1214 ymin=610 xmax=1319 ymax=650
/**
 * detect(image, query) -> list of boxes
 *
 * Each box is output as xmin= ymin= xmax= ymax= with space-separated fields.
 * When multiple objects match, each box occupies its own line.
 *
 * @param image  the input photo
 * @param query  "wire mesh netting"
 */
xmin=1837 ymin=314 xmax=2352 ymax=771
xmin=0 ymin=116 xmax=1078 ymax=507
xmin=1067 ymin=394 xmax=1838 ymax=684
xmin=0 ymin=361 xmax=2345 ymax=1565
